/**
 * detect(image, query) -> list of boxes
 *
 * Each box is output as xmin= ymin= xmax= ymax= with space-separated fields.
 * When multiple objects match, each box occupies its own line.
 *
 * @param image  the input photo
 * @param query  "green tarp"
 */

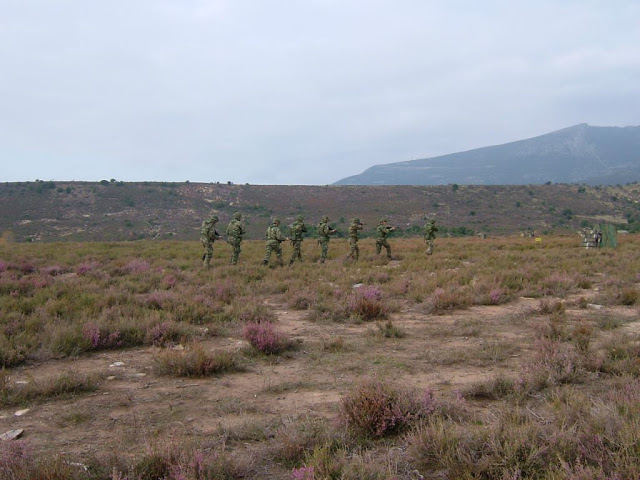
xmin=595 ymin=223 xmax=618 ymax=249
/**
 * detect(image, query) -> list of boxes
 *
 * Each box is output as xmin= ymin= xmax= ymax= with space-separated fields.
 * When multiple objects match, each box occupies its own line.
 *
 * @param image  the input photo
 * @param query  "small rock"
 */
xmin=135 ymin=373 xmax=147 ymax=377
xmin=587 ymin=303 xmax=604 ymax=310
xmin=14 ymin=409 xmax=29 ymax=417
xmin=171 ymin=344 xmax=184 ymax=351
xmin=68 ymin=462 xmax=88 ymax=471
xmin=15 ymin=381 xmax=28 ymax=385
xmin=106 ymin=376 xmax=116 ymax=381
xmin=0 ymin=429 xmax=24 ymax=441
xmin=109 ymin=361 xmax=125 ymax=367
xmin=353 ymin=283 xmax=364 ymax=288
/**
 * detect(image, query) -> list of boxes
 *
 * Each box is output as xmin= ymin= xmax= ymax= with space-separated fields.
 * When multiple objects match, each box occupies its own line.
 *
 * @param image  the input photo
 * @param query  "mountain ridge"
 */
xmin=334 ymin=124 xmax=640 ymax=186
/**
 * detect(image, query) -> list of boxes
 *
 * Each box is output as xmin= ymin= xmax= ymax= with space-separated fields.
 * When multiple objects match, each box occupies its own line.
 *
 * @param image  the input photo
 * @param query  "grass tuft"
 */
xmin=0 ymin=370 xmax=100 ymax=407
xmin=153 ymin=347 xmax=244 ymax=377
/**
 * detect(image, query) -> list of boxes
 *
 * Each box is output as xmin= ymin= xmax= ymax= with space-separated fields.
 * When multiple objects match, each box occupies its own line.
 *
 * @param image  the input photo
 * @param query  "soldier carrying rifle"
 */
xmin=347 ymin=218 xmax=364 ymax=261
xmin=375 ymin=218 xmax=396 ymax=260
xmin=200 ymin=214 xmax=220 ymax=268
xmin=226 ymin=212 xmax=245 ymax=265
xmin=317 ymin=215 xmax=337 ymax=264
xmin=424 ymin=218 xmax=438 ymax=255
xmin=263 ymin=217 xmax=289 ymax=267
xmin=289 ymin=215 xmax=307 ymax=265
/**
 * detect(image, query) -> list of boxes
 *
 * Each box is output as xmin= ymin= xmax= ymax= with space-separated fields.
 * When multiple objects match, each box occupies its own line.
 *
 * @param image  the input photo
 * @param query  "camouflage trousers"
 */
xmin=318 ymin=238 xmax=330 ymax=263
xmin=347 ymin=238 xmax=359 ymax=260
xmin=426 ymin=238 xmax=434 ymax=255
xmin=263 ymin=241 xmax=283 ymax=266
xmin=201 ymin=239 xmax=214 ymax=267
xmin=228 ymin=237 xmax=242 ymax=265
xmin=289 ymin=240 xmax=303 ymax=264
xmin=376 ymin=239 xmax=392 ymax=259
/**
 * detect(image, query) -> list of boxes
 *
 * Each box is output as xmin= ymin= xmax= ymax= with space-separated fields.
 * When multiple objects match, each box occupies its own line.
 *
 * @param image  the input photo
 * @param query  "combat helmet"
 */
xmin=321 ymin=215 xmax=329 ymax=222
xmin=379 ymin=217 xmax=388 ymax=224
xmin=353 ymin=218 xmax=360 ymax=224
xmin=233 ymin=212 xmax=242 ymax=221
xmin=296 ymin=215 xmax=304 ymax=222
xmin=272 ymin=217 xmax=280 ymax=225
xmin=210 ymin=215 xmax=219 ymax=222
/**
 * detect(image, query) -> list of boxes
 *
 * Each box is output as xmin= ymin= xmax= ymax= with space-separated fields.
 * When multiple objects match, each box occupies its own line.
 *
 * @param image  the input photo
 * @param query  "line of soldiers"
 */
xmin=200 ymin=213 xmax=438 ymax=267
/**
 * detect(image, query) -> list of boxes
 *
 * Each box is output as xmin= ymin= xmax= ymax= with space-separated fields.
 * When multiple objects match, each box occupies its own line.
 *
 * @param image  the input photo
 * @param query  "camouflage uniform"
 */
xmin=317 ymin=215 xmax=336 ymax=263
xmin=375 ymin=218 xmax=395 ymax=259
xmin=263 ymin=218 xmax=287 ymax=266
xmin=424 ymin=219 xmax=438 ymax=255
xmin=289 ymin=215 xmax=307 ymax=265
xmin=347 ymin=218 xmax=364 ymax=260
xmin=200 ymin=215 xmax=220 ymax=267
xmin=226 ymin=212 xmax=245 ymax=265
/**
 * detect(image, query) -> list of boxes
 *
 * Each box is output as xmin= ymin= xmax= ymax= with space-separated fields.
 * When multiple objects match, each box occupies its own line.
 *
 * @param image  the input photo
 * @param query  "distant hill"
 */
xmin=1 ymin=181 xmax=639 ymax=242
xmin=334 ymin=124 xmax=640 ymax=186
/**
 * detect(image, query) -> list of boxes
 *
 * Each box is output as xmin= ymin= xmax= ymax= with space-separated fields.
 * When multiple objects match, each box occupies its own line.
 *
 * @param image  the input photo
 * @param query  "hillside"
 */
xmin=334 ymin=124 xmax=640 ymax=186
xmin=1 ymin=181 xmax=640 ymax=242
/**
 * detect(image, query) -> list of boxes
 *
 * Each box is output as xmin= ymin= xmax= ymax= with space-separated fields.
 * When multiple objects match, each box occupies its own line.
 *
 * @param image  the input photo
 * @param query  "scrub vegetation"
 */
xmin=0 ymin=234 xmax=639 ymax=479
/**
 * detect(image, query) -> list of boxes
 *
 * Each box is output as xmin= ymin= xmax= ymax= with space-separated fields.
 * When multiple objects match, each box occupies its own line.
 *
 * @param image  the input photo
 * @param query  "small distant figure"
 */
xmin=347 ymin=218 xmax=364 ymax=261
xmin=424 ymin=218 xmax=438 ymax=255
xmin=200 ymin=214 xmax=220 ymax=267
xmin=375 ymin=218 xmax=396 ymax=259
xmin=226 ymin=212 xmax=245 ymax=265
xmin=594 ymin=229 xmax=602 ymax=247
xmin=263 ymin=217 xmax=288 ymax=267
xmin=289 ymin=215 xmax=307 ymax=265
xmin=317 ymin=215 xmax=337 ymax=263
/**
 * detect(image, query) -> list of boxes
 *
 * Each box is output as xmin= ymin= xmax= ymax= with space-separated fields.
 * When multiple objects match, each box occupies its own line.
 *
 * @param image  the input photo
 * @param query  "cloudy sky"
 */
xmin=1 ymin=1 xmax=639 ymax=185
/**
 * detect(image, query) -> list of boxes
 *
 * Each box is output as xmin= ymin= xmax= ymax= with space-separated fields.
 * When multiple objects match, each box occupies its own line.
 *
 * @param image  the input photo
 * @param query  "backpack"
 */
xmin=267 ymin=225 xmax=279 ymax=241
xmin=290 ymin=222 xmax=303 ymax=239
xmin=227 ymin=221 xmax=241 ymax=237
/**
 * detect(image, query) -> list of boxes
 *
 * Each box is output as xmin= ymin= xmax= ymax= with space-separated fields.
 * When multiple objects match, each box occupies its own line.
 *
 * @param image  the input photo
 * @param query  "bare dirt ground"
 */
xmin=1 ymin=286 xmax=638 ymax=468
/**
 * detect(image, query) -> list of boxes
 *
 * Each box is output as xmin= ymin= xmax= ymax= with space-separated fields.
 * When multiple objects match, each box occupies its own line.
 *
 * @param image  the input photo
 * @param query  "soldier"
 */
xmin=594 ymin=228 xmax=602 ymax=247
xmin=289 ymin=215 xmax=308 ymax=265
xmin=226 ymin=212 xmax=245 ymax=265
xmin=424 ymin=218 xmax=438 ymax=255
xmin=375 ymin=218 xmax=396 ymax=259
xmin=347 ymin=218 xmax=364 ymax=260
xmin=200 ymin=214 xmax=220 ymax=267
xmin=317 ymin=215 xmax=337 ymax=263
xmin=263 ymin=217 xmax=288 ymax=267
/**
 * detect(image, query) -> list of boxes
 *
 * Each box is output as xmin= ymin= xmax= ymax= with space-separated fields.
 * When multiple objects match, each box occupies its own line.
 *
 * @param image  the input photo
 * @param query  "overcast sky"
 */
xmin=1 ymin=1 xmax=639 ymax=185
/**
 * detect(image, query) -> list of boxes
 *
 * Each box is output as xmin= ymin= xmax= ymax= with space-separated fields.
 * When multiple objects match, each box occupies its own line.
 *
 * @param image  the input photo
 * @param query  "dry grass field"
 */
xmin=1 ymin=234 xmax=639 ymax=479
